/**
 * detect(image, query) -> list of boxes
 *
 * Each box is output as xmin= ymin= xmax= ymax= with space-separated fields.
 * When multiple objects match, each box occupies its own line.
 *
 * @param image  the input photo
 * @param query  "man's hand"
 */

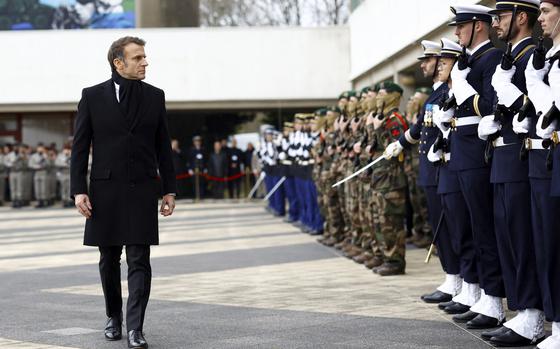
xmin=75 ymin=194 xmax=92 ymax=219
xmin=160 ymin=194 xmax=176 ymax=217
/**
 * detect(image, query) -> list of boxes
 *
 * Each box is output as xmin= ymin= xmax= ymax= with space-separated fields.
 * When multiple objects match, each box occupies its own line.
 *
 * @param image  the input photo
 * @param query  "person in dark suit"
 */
xmin=186 ymin=135 xmax=206 ymax=199
xmin=227 ymin=138 xmax=244 ymax=199
xmin=171 ymin=139 xmax=187 ymax=198
xmin=208 ymin=140 xmax=228 ymax=199
xmin=70 ymin=36 xmax=176 ymax=349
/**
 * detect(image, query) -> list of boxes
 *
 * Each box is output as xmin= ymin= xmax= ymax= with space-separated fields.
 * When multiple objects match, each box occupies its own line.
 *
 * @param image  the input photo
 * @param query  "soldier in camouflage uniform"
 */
xmin=368 ymin=81 xmax=409 ymax=276
xmin=319 ymin=106 xmax=346 ymax=246
xmin=311 ymin=108 xmax=328 ymax=231
xmin=0 ymin=146 xmax=6 ymax=205
xmin=332 ymin=92 xmax=354 ymax=251
xmin=351 ymin=85 xmax=385 ymax=269
xmin=28 ymin=144 xmax=50 ymax=208
xmin=403 ymin=88 xmax=433 ymax=248
xmin=4 ymin=144 xmax=28 ymax=208
xmin=341 ymin=91 xmax=366 ymax=258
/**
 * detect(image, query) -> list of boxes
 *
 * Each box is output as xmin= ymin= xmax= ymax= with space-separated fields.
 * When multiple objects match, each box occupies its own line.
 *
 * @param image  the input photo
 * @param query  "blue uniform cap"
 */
xmin=489 ymin=0 xmax=540 ymax=14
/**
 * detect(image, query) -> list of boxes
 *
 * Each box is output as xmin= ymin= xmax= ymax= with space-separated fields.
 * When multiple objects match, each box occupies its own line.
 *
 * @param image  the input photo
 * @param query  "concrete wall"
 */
xmin=0 ymin=26 xmax=350 ymax=112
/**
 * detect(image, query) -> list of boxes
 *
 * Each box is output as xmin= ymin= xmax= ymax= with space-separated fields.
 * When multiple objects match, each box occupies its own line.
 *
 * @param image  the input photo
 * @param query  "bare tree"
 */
xmin=199 ymin=0 xmax=349 ymax=27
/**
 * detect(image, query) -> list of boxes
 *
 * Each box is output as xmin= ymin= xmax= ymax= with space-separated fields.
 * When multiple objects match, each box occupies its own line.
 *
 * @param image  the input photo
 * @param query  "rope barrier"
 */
xmin=173 ymin=171 xmax=247 ymax=182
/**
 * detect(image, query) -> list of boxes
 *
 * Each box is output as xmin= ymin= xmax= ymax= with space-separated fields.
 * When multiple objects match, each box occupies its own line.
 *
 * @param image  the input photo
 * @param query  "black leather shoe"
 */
xmin=481 ymin=326 xmax=508 ymax=341
xmin=466 ymin=314 xmax=504 ymax=329
xmin=452 ymin=310 xmax=479 ymax=323
xmin=104 ymin=317 xmax=122 ymax=341
xmin=127 ymin=330 xmax=148 ymax=349
xmin=438 ymin=300 xmax=456 ymax=310
xmin=489 ymin=329 xmax=534 ymax=347
xmin=421 ymin=290 xmax=452 ymax=304
xmin=444 ymin=302 xmax=470 ymax=315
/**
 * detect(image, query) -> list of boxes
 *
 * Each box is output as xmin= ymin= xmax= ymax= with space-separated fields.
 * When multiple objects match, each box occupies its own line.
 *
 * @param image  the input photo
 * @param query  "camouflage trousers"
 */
xmin=322 ymin=171 xmax=345 ymax=241
xmin=345 ymin=175 xmax=362 ymax=243
xmin=358 ymin=180 xmax=383 ymax=257
xmin=372 ymin=186 xmax=407 ymax=266
xmin=406 ymin=172 xmax=431 ymax=235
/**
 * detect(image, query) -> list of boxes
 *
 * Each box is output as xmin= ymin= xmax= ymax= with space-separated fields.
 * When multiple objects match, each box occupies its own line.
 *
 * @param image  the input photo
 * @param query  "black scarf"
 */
xmin=111 ymin=69 xmax=143 ymax=125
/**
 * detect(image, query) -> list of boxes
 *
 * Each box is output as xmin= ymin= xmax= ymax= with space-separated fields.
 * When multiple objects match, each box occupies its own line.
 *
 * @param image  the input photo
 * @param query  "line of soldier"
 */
xmin=259 ymin=1 xmax=560 ymax=347
xmin=0 ymin=142 xmax=73 ymax=208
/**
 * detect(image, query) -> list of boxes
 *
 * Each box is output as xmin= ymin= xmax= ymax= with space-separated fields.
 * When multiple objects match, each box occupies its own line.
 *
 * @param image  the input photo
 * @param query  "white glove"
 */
xmin=492 ymin=65 xmax=523 ymax=107
xmin=451 ymin=62 xmax=471 ymax=81
xmin=433 ymin=107 xmax=454 ymax=132
xmin=536 ymin=109 xmax=557 ymax=139
xmin=427 ymin=143 xmax=442 ymax=163
xmin=353 ymin=142 xmax=362 ymax=154
xmin=278 ymin=152 xmax=287 ymax=161
xmin=477 ymin=114 xmax=501 ymax=141
xmin=526 ymin=54 xmax=553 ymax=114
xmin=548 ymin=60 xmax=560 ymax=107
xmin=512 ymin=113 xmax=530 ymax=134
xmin=526 ymin=54 xmax=551 ymax=82
xmin=384 ymin=141 xmax=404 ymax=160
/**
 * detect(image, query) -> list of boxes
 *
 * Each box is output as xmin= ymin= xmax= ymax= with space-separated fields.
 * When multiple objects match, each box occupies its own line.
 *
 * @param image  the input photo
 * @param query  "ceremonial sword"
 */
xmin=263 ymin=176 xmax=287 ymax=201
xmin=425 ymin=211 xmax=445 ymax=264
xmin=331 ymin=153 xmax=387 ymax=188
xmin=247 ymin=171 xmax=266 ymax=199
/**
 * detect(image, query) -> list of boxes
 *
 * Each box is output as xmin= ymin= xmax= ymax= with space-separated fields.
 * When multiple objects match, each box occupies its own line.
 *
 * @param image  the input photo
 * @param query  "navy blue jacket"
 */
xmin=449 ymin=41 xmax=503 ymax=171
xmin=491 ymin=38 xmax=535 ymax=183
xmin=399 ymin=82 xmax=449 ymax=187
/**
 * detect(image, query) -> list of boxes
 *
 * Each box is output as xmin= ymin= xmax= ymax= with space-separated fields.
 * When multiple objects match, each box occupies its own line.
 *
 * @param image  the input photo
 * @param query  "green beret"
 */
xmin=415 ymin=87 xmax=433 ymax=95
xmin=378 ymin=81 xmax=403 ymax=94
xmin=328 ymin=105 xmax=342 ymax=114
xmin=314 ymin=108 xmax=328 ymax=116
xmin=360 ymin=86 xmax=372 ymax=97
xmin=371 ymin=83 xmax=381 ymax=93
xmin=338 ymin=90 xmax=357 ymax=100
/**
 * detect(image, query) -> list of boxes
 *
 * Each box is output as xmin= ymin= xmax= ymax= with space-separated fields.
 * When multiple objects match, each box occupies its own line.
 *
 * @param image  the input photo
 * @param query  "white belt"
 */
xmin=281 ymin=160 xmax=293 ymax=165
xmin=492 ymin=137 xmax=515 ymax=148
xmin=443 ymin=153 xmax=451 ymax=162
xmin=451 ymin=116 xmax=482 ymax=129
xmin=524 ymin=138 xmax=545 ymax=150
xmin=299 ymin=161 xmax=309 ymax=166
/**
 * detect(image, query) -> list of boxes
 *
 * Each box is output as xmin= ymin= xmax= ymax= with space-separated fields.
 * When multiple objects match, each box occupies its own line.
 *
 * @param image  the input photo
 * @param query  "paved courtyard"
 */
xmin=0 ymin=201 xmax=529 ymax=348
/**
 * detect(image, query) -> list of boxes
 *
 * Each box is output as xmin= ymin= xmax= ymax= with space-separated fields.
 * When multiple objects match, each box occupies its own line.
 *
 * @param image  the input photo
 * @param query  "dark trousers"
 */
xmin=305 ymin=179 xmax=323 ymax=232
xmin=494 ymin=182 xmax=541 ymax=311
xmin=424 ymin=186 xmax=460 ymax=275
xmin=99 ymin=245 xmax=151 ymax=331
xmin=294 ymin=177 xmax=310 ymax=227
xmin=457 ymin=168 xmax=505 ymax=297
xmin=284 ymin=176 xmax=300 ymax=222
xmin=441 ymin=191 xmax=477 ymax=283
xmin=530 ymin=178 xmax=560 ymax=321
xmin=227 ymin=177 xmax=241 ymax=199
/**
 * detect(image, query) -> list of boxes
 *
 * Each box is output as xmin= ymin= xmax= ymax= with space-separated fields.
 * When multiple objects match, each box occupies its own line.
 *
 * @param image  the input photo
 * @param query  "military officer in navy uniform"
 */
xmin=526 ymin=1 xmax=560 ymax=347
xmin=385 ymin=40 xmax=462 ymax=303
xmin=429 ymin=38 xmax=479 ymax=317
xmin=476 ymin=1 xmax=545 ymax=346
xmin=443 ymin=5 xmax=506 ymax=329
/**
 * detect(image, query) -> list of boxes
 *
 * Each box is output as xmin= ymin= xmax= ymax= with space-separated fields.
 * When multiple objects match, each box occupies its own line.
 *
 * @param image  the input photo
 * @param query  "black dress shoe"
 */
xmin=421 ymin=290 xmax=452 ymax=304
xmin=438 ymin=300 xmax=456 ymax=310
xmin=104 ymin=317 xmax=122 ymax=341
xmin=481 ymin=326 xmax=508 ymax=340
xmin=452 ymin=310 xmax=479 ymax=323
xmin=128 ymin=330 xmax=148 ymax=349
xmin=444 ymin=302 xmax=470 ymax=315
xmin=490 ymin=329 xmax=535 ymax=347
xmin=466 ymin=314 xmax=504 ymax=329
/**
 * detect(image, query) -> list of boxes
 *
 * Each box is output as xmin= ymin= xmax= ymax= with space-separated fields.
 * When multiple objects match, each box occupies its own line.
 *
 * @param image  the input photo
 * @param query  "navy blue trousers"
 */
xmin=441 ymin=191 xmax=478 ymax=284
xmin=294 ymin=177 xmax=311 ymax=228
xmin=530 ymin=178 xmax=560 ymax=321
xmin=305 ymin=179 xmax=324 ymax=232
xmin=284 ymin=176 xmax=300 ymax=222
xmin=265 ymin=175 xmax=285 ymax=215
xmin=457 ymin=168 xmax=505 ymax=297
xmin=494 ymin=182 xmax=541 ymax=311
xmin=424 ymin=185 xmax=460 ymax=275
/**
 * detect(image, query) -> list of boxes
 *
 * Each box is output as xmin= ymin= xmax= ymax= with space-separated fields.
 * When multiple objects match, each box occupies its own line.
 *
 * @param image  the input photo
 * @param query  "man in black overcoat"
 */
xmin=70 ymin=36 xmax=176 ymax=349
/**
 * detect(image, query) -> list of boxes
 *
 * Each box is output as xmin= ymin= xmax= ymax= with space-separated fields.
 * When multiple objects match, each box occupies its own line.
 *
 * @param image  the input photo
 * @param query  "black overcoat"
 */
xmin=70 ymin=79 xmax=176 ymax=246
